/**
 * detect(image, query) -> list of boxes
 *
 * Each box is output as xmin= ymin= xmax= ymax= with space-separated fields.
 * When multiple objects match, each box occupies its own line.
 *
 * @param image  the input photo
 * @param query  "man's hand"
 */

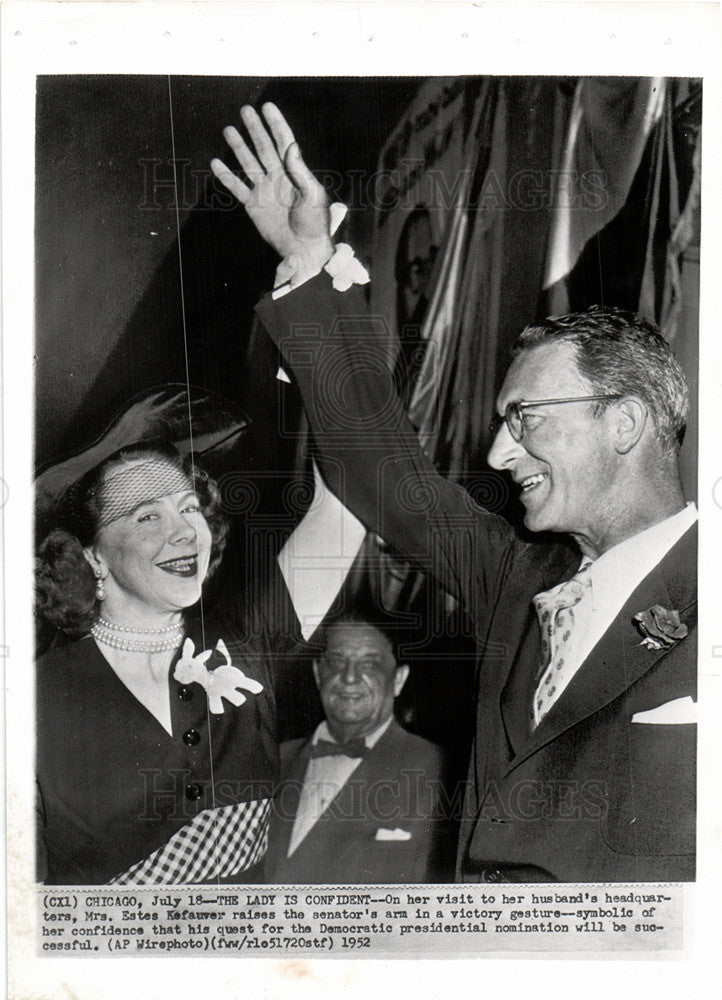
xmin=211 ymin=103 xmax=333 ymax=277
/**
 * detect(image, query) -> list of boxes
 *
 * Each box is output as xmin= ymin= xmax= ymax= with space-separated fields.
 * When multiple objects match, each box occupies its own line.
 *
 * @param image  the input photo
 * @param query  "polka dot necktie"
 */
xmin=531 ymin=561 xmax=593 ymax=728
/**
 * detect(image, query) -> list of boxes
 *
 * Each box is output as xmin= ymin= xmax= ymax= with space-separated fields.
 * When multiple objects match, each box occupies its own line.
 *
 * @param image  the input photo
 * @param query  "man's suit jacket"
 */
xmin=459 ymin=522 xmax=696 ymax=883
xmin=257 ymin=274 xmax=697 ymax=883
xmin=265 ymin=721 xmax=450 ymax=884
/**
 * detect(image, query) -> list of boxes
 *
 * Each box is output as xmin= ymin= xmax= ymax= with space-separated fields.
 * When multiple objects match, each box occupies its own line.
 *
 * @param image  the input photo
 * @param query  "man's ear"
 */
xmin=312 ymin=660 xmax=321 ymax=690
xmin=611 ymin=396 xmax=648 ymax=455
xmin=393 ymin=664 xmax=410 ymax=697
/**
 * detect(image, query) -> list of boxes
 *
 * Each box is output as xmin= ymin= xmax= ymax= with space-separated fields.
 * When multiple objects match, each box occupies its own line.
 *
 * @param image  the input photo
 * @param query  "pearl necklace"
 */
xmin=91 ymin=616 xmax=185 ymax=654
xmin=96 ymin=615 xmax=182 ymax=635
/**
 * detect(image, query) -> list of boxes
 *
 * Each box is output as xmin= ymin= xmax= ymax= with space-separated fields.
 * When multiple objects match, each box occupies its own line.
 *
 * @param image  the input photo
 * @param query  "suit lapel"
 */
xmin=502 ymin=523 xmax=697 ymax=776
xmin=499 ymin=607 xmax=541 ymax=753
xmin=312 ymin=722 xmax=406 ymax=824
xmin=272 ymin=742 xmax=312 ymax=864
xmin=285 ymin=722 xmax=406 ymax=865
xmin=498 ymin=547 xmax=579 ymax=755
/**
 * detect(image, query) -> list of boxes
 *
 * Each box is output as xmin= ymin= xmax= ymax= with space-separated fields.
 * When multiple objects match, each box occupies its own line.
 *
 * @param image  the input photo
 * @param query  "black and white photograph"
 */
xmin=3 ymin=2 xmax=721 ymax=997
xmin=33 ymin=70 xmax=702 ymax=887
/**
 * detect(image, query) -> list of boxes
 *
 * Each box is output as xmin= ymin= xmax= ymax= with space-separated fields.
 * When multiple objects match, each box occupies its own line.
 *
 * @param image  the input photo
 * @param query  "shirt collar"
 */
xmin=586 ymin=502 xmax=697 ymax=613
xmin=312 ymin=715 xmax=394 ymax=751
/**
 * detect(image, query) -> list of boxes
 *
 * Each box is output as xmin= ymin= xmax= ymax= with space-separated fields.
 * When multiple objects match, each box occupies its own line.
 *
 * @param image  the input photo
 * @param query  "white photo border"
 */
xmin=3 ymin=1 xmax=721 ymax=997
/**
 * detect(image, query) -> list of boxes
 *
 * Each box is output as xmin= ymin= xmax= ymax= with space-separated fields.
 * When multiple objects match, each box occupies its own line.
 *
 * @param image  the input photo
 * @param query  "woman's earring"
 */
xmin=95 ymin=571 xmax=105 ymax=602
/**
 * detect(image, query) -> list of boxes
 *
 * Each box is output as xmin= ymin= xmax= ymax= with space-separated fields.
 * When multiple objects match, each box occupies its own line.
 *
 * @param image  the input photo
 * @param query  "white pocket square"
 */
xmin=631 ymin=696 xmax=696 ymax=725
xmin=374 ymin=827 xmax=412 ymax=842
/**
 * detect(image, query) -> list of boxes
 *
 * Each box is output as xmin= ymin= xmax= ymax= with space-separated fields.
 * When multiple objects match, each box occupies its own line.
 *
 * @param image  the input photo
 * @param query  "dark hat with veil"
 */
xmin=35 ymin=383 xmax=249 ymax=540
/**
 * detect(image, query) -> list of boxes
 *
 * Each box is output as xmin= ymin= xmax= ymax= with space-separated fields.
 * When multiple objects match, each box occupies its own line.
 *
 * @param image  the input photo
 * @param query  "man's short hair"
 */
xmin=317 ymin=606 xmax=410 ymax=666
xmin=513 ymin=305 xmax=689 ymax=453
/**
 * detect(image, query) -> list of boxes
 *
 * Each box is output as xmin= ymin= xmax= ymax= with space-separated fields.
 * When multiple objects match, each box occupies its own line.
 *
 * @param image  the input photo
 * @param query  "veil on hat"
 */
xmin=35 ymin=384 xmax=250 ymax=536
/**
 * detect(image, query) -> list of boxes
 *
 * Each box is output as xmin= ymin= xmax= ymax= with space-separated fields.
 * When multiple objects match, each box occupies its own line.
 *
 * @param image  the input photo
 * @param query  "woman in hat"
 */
xmin=35 ymin=435 xmax=280 ymax=885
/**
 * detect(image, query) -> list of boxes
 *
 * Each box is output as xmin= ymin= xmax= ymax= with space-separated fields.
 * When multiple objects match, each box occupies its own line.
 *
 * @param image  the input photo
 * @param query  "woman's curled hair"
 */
xmin=35 ymin=529 xmax=98 ymax=634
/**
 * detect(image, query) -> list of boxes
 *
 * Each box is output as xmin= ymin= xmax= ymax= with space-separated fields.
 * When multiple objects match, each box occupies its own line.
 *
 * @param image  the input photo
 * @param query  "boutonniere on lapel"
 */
xmin=632 ymin=605 xmax=688 ymax=651
xmin=173 ymin=638 xmax=264 ymax=714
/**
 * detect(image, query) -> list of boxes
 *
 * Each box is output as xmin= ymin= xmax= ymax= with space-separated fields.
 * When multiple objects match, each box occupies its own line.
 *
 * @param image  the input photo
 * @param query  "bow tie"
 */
xmin=309 ymin=737 xmax=368 ymax=760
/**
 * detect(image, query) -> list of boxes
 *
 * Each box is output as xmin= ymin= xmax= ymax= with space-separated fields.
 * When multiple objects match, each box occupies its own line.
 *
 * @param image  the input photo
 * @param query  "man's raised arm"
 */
xmin=212 ymin=104 xmax=519 ymax=613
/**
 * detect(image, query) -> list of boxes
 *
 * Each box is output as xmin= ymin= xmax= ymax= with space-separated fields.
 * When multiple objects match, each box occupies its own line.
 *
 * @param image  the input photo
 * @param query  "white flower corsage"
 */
xmin=173 ymin=638 xmax=263 ymax=714
xmin=323 ymin=242 xmax=370 ymax=292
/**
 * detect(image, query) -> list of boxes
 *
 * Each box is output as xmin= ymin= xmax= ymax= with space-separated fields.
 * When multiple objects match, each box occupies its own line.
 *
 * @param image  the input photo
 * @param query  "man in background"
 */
xmin=265 ymin=613 xmax=450 ymax=883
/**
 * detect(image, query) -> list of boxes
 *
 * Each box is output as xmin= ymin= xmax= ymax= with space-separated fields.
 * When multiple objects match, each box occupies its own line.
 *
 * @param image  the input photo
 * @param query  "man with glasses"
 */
xmin=213 ymin=104 xmax=696 ymax=883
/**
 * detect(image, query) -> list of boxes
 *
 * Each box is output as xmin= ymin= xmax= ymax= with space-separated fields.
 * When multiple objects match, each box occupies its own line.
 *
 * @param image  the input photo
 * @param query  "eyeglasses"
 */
xmin=489 ymin=394 xmax=623 ymax=443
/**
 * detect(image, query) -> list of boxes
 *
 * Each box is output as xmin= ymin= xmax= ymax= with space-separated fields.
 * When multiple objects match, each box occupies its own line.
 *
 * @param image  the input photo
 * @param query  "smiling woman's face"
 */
xmin=90 ymin=459 xmax=212 ymax=619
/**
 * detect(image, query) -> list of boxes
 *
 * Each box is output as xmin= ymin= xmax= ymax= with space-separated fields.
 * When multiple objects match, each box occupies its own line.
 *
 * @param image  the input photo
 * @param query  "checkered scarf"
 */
xmin=109 ymin=798 xmax=271 ymax=885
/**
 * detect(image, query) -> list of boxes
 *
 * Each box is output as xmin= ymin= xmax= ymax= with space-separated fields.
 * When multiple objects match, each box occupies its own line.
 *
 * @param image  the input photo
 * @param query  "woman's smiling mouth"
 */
xmin=156 ymin=555 xmax=198 ymax=577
